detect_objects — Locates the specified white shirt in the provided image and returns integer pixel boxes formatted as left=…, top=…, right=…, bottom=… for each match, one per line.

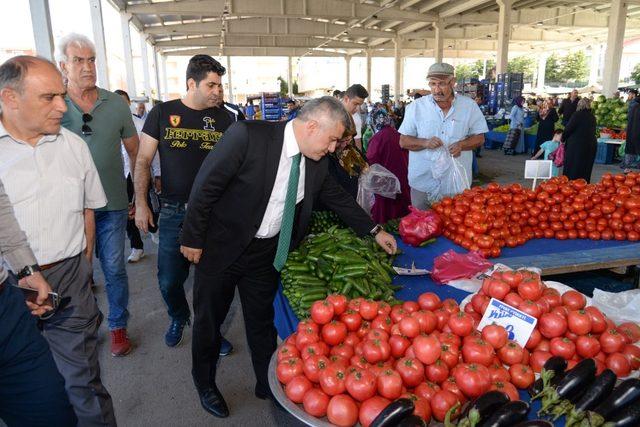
left=353, top=112, right=363, bottom=140
left=0, top=123, right=107, bottom=265
left=256, top=121, right=306, bottom=238
left=399, top=94, right=488, bottom=194
left=121, top=114, right=161, bottom=178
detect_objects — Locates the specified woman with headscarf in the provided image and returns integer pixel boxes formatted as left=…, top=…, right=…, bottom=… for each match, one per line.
left=562, top=98, right=597, bottom=182
left=535, top=98, right=559, bottom=154
left=366, top=107, right=411, bottom=223
left=504, top=96, right=525, bottom=155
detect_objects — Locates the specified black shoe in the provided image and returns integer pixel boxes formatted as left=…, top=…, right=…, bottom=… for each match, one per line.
left=256, top=389, right=285, bottom=412
left=199, top=387, right=229, bottom=418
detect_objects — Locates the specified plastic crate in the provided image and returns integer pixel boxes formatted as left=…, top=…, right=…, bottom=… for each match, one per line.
left=595, top=142, right=615, bottom=164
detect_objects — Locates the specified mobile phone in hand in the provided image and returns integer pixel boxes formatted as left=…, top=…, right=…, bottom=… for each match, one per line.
left=11, top=285, right=59, bottom=310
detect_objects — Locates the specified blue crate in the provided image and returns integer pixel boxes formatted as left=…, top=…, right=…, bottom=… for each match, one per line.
left=595, top=142, right=615, bottom=164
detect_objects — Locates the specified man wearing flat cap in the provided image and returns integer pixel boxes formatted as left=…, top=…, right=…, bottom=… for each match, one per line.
left=399, top=62, right=488, bottom=208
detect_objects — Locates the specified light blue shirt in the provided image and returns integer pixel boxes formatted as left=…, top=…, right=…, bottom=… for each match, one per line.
left=510, top=105, right=524, bottom=129
left=398, top=94, right=488, bottom=194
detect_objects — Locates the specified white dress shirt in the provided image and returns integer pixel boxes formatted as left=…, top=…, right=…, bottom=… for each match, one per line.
left=121, top=113, right=160, bottom=178
left=0, top=123, right=107, bottom=265
left=353, top=112, right=363, bottom=140
left=255, top=121, right=305, bottom=238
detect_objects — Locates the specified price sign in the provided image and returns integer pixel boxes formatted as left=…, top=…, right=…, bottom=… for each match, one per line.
left=476, top=298, right=538, bottom=347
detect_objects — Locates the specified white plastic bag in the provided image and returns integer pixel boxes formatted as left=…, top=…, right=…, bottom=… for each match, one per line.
left=429, top=146, right=470, bottom=202
left=592, top=288, right=640, bottom=324
left=356, top=164, right=401, bottom=214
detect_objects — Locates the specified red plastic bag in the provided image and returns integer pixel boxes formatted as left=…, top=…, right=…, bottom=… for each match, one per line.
left=431, top=250, right=493, bottom=284
left=398, top=207, right=443, bottom=247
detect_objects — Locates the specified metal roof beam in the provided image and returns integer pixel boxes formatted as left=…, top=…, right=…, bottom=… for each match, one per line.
left=155, top=35, right=368, bottom=49
left=438, top=0, right=492, bottom=18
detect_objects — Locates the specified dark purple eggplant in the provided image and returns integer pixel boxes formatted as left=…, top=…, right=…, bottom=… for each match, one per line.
left=370, top=398, right=415, bottom=427
left=460, top=390, right=510, bottom=423
left=561, top=369, right=617, bottom=427
left=538, top=358, right=596, bottom=416
left=602, top=401, right=640, bottom=427
left=529, top=356, right=568, bottom=397
left=395, top=414, right=427, bottom=427
left=477, top=400, right=530, bottom=427
left=587, top=378, right=640, bottom=427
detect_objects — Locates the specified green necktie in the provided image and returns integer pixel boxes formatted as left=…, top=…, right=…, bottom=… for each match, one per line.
left=273, top=153, right=302, bottom=271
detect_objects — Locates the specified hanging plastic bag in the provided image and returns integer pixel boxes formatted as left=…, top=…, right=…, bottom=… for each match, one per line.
left=356, top=164, right=401, bottom=214
left=591, top=288, right=640, bottom=324
left=431, top=250, right=493, bottom=284
left=398, top=206, right=443, bottom=246
left=429, top=146, right=470, bottom=202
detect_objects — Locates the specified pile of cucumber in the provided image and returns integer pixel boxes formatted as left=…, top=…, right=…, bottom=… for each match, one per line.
left=282, top=226, right=400, bottom=318
left=531, top=356, right=640, bottom=427
left=309, top=211, right=345, bottom=235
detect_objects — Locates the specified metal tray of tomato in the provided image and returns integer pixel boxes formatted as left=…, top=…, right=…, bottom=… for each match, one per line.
left=269, top=345, right=336, bottom=427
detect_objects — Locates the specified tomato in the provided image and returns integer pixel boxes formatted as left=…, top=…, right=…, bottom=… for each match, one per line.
left=367, top=328, right=389, bottom=342
left=490, top=381, right=519, bottom=402
left=448, top=312, right=475, bottom=337
left=399, top=316, right=421, bottom=338
left=303, top=355, right=329, bottom=383
left=530, top=350, right=552, bottom=372
left=402, top=393, right=432, bottom=422
left=413, top=310, right=438, bottom=334
left=617, top=322, right=640, bottom=343
left=488, top=280, right=511, bottom=300
left=504, top=292, right=524, bottom=308
left=277, top=343, right=300, bottom=362
left=526, top=328, right=542, bottom=350
left=402, top=301, right=420, bottom=313
left=539, top=313, right=568, bottom=338
left=502, top=271, right=524, bottom=288
left=561, top=290, right=586, bottom=310
left=361, top=339, right=391, bottom=364
left=331, top=343, right=355, bottom=361
left=439, top=332, right=462, bottom=349
left=321, top=321, right=348, bottom=346
left=371, top=314, right=393, bottom=333
left=285, top=375, right=312, bottom=403
left=472, top=294, right=490, bottom=314
left=550, top=337, right=576, bottom=360
left=395, top=357, right=425, bottom=387
left=550, top=305, right=569, bottom=319
left=311, top=300, right=335, bottom=325
left=606, top=352, right=631, bottom=377
left=344, top=369, right=376, bottom=402
left=301, top=341, right=330, bottom=360
left=390, top=306, right=409, bottom=324
left=622, top=344, right=640, bottom=370
left=377, top=369, right=403, bottom=400
left=567, top=309, right=592, bottom=335
left=296, top=329, right=320, bottom=351
left=326, top=294, right=348, bottom=316
left=344, top=332, right=360, bottom=348
left=431, top=390, right=462, bottom=422
left=455, top=363, right=492, bottom=398
left=277, top=357, right=305, bottom=386
left=509, top=364, right=535, bottom=389
left=327, top=394, right=358, bottom=427
left=482, top=324, right=509, bottom=350
left=418, top=292, right=442, bottom=311
left=413, top=334, right=442, bottom=365
left=440, top=343, right=461, bottom=369
left=519, top=300, right=542, bottom=319
left=518, top=279, right=544, bottom=301
left=600, top=329, right=625, bottom=354
left=377, top=301, right=392, bottom=316
left=498, top=341, right=525, bottom=366
left=303, top=388, right=330, bottom=417
left=426, top=358, right=450, bottom=384
left=340, top=310, right=362, bottom=332
left=359, top=396, right=391, bottom=427
left=462, top=338, right=495, bottom=366
left=359, top=300, right=380, bottom=321
left=415, top=381, right=441, bottom=401
left=389, top=335, right=411, bottom=359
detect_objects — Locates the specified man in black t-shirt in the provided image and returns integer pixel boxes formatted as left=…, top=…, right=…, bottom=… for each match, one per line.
left=134, top=55, right=235, bottom=352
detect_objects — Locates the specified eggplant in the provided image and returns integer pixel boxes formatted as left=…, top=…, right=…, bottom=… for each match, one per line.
left=587, top=378, right=640, bottom=427
left=370, top=398, right=415, bottom=427
left=460, top=390, right=510, bottom=423
left=529, top=356, right=568, bottom=397
left=554, top=358, right=596, bottom=402
left=477, top=400, right=530, bottom=427
left=512, top=421, right=554, bottom=427
left=561, top=369, right=617, bottom=427
left=602, top=401, right=640, bottom=427
left=395, top=414, right=427, bottom=427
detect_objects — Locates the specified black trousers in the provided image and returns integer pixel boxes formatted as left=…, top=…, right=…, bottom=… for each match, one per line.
left=192, top=236, right=279, bottom=396
left=126, top=175, right=143, bottom=250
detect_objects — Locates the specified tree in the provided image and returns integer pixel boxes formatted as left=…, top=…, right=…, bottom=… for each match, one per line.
left=545, top=54, right=563, bottom=83
left=455, top=64, right=478, bottom=80
left=471, top=59, right=495, bottom=80
left=277, top=76, right=288, bottom=96
left=632, top=64, right=640, bottom=84
left=561, top=51, right=588, bottom=82
left=293, top=81, right=299, bottom=95
left=508, top=56, right=536, bottom=80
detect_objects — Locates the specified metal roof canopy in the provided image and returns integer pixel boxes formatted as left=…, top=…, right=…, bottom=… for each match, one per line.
left=111, top=0, right=640, bottom=59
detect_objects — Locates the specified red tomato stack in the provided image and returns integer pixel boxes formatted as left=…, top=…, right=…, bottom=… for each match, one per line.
left=431, top=173, right=640, bottom=258
left=275, top=283, right=640, bottom=427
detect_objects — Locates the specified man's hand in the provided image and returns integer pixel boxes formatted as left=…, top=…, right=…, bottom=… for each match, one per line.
left=19, top=272, right=54, bottom=316
left=425, top=137, right=444, bottom=149
left=449, top=141, right=462, bottom=157
left=180, top=246, right=203, bottom=264
left=154, top=177, right=162, bottom=194
left=375, top=231, right=398, bottom=255
left=128, top=202, right=136, bottom=220
left=135, top=203, right=155, bottom=233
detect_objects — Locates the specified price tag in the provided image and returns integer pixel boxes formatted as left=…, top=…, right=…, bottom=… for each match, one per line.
left=477, top=298, right=538, bottom=347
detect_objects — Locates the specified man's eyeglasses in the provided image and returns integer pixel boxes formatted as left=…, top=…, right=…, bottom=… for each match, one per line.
left=82, top=113, right=93, bottom=136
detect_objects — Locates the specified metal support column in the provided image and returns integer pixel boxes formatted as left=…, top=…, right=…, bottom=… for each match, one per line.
left=88, top=0, right=110, bottom=89
left=496, top=0, right=512, bottom=75
left=140, top=38, right=152, bottom=99
left=152, top=47, right=161, bottom=101
left=536, top=54, right=547, bottom=92
left=366, top=49, right=372, bottom=100
left=120, top=12, right=136, bottom=95
left=161, top=54, right=168, bottom=101
left=434, top=21, right=444, bottom=63
left=29, top=0, right=54, bottom=61
left=394, top=39, right=402, bottom=102
left=345, top=55, right=351, bottom=88
left=588, top=44, right=601, bottom=86
left=226, top=56, right=234, bottom=103
left=287, top=56, right=293, bottom=98
left=603, top=0, right=627, bottom=97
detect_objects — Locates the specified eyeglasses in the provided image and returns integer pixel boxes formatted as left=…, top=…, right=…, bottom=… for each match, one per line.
left=82, top=113, right=93, bottom=136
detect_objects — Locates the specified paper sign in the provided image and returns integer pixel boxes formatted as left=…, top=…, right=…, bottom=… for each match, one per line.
left=524, top=160, right=553, bottom=179
left=477, top=298, right=538, bottom=347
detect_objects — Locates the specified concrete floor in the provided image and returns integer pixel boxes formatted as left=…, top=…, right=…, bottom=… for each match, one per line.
left=89, top=148, right=622, bottom=427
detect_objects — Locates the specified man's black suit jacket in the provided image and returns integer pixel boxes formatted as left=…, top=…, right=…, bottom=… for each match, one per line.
left=180, top=120, right=376, bottom=275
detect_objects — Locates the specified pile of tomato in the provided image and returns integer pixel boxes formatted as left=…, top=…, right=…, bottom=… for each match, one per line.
left=275, top=275, right=640, bottom=427
left=431, top=172, right=640, bottom=258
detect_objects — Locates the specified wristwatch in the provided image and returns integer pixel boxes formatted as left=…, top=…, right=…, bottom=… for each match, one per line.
left=17, top=264, right=41, bottom=280
left=369, top=224, right=384, bottom=238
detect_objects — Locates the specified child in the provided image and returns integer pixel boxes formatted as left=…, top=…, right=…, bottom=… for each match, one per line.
left=532, top=129, right=563, bottom=176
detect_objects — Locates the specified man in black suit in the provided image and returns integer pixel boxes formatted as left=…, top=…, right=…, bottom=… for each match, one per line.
left=179, top=96, right=397, bottom=418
